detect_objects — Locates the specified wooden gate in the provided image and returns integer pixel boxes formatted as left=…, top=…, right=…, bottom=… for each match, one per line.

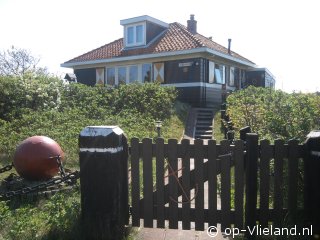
left=130, top=135, right=305, bottom=232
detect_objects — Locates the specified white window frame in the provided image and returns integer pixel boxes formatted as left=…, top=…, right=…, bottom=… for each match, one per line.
left=229, top=67, right=235, bottom=87
left=125, top=22, right=146, bottom=47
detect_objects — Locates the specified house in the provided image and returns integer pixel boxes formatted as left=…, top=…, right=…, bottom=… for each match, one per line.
left=61, top=15, right=275, bottom=107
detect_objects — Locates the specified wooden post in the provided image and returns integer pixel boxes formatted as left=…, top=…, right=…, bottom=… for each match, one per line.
left=79, top=126, right=129, bottom=240
left=239, top=126, right=251, bottom=142
left=304, top=131, right=320, bottom=239
left=244, top=133, right=258, bottom=240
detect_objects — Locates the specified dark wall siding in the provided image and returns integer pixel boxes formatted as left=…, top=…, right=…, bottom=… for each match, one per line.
left=164, top=58, right=201, bottom=84
left=176, top=87, right=203, bottom=107
left=74, top=68, right=96, bottom=86
left=206, top=87, right=222, bottom=106
left=146, top=22, right=166, bottom=44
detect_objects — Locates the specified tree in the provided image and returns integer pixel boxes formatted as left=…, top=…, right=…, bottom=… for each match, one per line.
left=0, top=46, right=47, bottom=77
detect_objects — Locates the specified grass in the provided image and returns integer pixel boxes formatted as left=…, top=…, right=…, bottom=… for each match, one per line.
left=213, top=109, right=225, bottom=142
left=0, top=101, right=189, bottom=239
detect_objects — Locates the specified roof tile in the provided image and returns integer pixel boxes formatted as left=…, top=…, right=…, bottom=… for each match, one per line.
left=64, top=22, right=254, bottom=64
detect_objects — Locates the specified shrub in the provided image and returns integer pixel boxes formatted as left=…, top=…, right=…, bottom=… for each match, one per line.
left=226, top=86, right=320, bottom=142
left=0, top=76, right=180, bottom=167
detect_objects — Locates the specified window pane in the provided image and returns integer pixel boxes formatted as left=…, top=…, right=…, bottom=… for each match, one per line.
left=127, top=26, right=134, bottom=44
left=221, top=65, right=226, bottom=84
left=229, top=67, right=235, bottom=86
left=142, top=64, right=151, bottom=82
left=136, top=25, right=143, bottom=43
left=129, top=66, right=138, bottom=83
left=208, top=61, right=215, bottom=83
left=107, top=68, right=115, bottom=86
left=214, top=68, right=222, bottom=84
left=118, top=67, right=126, bottom=85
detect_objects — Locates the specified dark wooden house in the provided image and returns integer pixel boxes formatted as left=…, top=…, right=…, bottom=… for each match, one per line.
left=61, top=15, right=275, bottom=107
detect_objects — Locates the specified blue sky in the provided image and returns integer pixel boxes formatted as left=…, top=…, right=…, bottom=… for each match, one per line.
left=0, top=0, right=319, bottom=92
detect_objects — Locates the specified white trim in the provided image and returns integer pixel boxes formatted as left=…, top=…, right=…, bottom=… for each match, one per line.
left=311, top=151, right=320, bottom=157
left=162, top=82, right=225, bottom=89
left=61, top=47, right=257, bottom=69
left=80, top=126, right=123, bottom=137
left=80, top=147, right=123, bottom=153
left=120, top=15, right=168, bottom=28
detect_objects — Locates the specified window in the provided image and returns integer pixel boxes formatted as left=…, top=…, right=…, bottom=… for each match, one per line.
left=214, top=64, right=225, bottom=84
left=126, top=23, right=145, bottom=47
left=127, top=27, right=134, bottom=45
left=129, top=65, right=138, bottom=83
left=118, top=67, right=126, bottom=85
left=208, top=61, right=215, bottom=83
left=136, top=25, right=143, bottom=43
left=106, top=68, right=115, bottom=86
left=229, top=67, right=235, bottom=86
left=142, top=64, right=152, bottom=82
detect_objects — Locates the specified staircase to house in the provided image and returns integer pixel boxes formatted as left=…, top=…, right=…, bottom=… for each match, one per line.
left=194, top=108, right=214, bottom=140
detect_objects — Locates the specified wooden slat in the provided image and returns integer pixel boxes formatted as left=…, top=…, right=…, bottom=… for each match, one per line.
left=194, top=139, right=204, bottom=231
left=259, top=139, right=272, bottom=228
left=181, top=139, right=191, bottom=230
left=288, top=139, right=299, bottom=220
left=131, top=138, right=140, bottom=227
left=168, top=139, right=178, bottom=229
left=234, top=140, right=245, bottom=229
left=220, top=140, right=231, bottom=230
left=245, top=134, right=258, bottom=239
left=156, top=138, right=165, bottom=228
left=208, top=139, right=217, bottom=227
left=148, top=145, right=229, bottom=205
left=274, top=139, right=285, bottom=228
left=138, top=204, right=292, bottom=223
left=143, top=138, right=153, bottom=227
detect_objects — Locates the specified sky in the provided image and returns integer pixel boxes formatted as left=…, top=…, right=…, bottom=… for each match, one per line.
left=0, top=0, right=319, bottom=92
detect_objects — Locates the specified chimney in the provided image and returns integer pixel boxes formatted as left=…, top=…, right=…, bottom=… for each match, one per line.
left=187, top=14, right=197, bottom=34
left=228, top=38, right=232, bottom=54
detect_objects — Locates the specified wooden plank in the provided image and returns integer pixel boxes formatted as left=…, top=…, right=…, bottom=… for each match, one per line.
left=142, top=138, right=153, bottom=227
left=181, top=139, right=191, bottom=230
left=156, top=138, right=165, bottom=228
left=148, top=144, right=230, bottom=205
left=138, top=204, right=292, bottom=223
left=131, top=138, right=140, bottom=227
left=220, top=140, right=231, bottom=230
left=259, top=139, right=272, bottom=228
left=168, top=139, right=178, bottom=229
left=288, top=139, right=299, bottom=221
left=273, top=139, right=285, bottom=228
left=234, top=140, right=245, bottom=229
left=194, top=139, right=204, bottom=231
left=244, top=134, right=259, bottom=239
left=208, top=139, right=217, bottom=227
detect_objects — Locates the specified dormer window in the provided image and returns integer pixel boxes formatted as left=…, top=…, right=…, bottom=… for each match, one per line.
left=126, top=23, right=145, bottom=47
left=121, top=15, right=169, bottom=49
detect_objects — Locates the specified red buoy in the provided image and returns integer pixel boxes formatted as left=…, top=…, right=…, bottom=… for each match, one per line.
left=13, top=136, right=64, bottom=181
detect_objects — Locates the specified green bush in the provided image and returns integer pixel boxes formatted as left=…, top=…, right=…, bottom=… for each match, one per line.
left=226, top=86, right=320, bottom=142
left=0, top=75, right=189, bottom=239
left=0, top=76, right=181, bottom=167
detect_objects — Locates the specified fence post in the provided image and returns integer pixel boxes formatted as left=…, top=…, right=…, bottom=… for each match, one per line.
left=79, top=126, right=129, bottom=240
left=304, top=130, right=320, bottom=239
left=244, top=133, right=258, bottom=240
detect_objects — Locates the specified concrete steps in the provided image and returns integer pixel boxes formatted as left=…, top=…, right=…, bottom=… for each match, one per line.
left=194, top=108, right=214, bottom=140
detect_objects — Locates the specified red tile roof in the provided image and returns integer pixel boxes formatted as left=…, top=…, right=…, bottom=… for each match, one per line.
left=64, top=22, right=254, bottom=65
